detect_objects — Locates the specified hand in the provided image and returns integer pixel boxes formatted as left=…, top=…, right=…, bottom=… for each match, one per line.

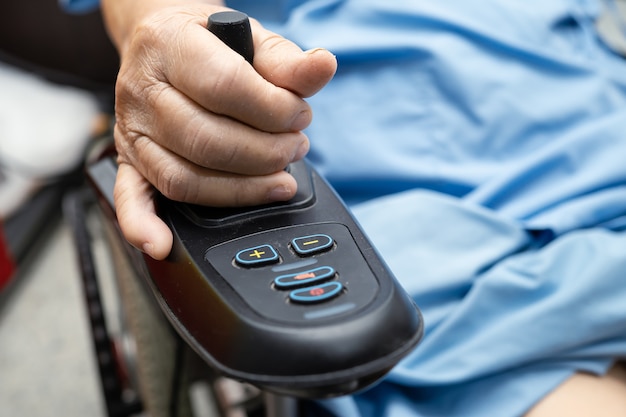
left=109, top=5, right=336, bottom=260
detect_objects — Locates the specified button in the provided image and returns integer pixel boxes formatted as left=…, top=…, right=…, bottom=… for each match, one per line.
left=291, top=234, right=334, bottom=256
left=235, top=244, right=279, bottom=267
left=289, top=282, right=343, bottom=304
left=274, top=266, right=335, bottom=289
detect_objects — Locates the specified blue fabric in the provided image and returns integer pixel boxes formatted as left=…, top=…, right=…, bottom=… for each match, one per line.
left=317, top=191, right=626, bottom=417
left=226, top=0, right=626, bottom=416
left=59, top=0, right=99, bottom=14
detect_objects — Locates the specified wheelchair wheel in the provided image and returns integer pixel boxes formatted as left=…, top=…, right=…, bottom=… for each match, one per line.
left=67, top=186, right=298, bottom=417
left=101, top=216, right=194, bottom=417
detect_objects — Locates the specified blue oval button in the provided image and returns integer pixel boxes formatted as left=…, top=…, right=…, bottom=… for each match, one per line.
left=274, top=266, right=335, bottom=289
left=235, top=244, right=279, bottom=266
left=291, top=234, right=334, bottom=256
left=289, top=282, right=343, bottom=304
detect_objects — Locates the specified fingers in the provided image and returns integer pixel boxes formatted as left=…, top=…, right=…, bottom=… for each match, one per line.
left=147, top=15, right=314, bottom=133
left=114, top=162, right=173, bottom=260
left=115, top=82, right=309, bottom=176
left=115, top=124, right=300, bottom=206
left=128, top=10, right=336, bottom=133
left=114, top=153, right=299, bottom=260
left=250, top=22, right=337, bottom=98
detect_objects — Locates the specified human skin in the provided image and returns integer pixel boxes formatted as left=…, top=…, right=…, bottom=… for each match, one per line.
left=100, top=0, right=337, bottom=260
left=524, top=363, right=626, bottom=417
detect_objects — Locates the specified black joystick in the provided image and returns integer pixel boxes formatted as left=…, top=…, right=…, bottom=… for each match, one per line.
left=208, top=11, right=254, bottom=64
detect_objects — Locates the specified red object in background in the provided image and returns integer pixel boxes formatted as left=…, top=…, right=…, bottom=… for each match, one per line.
left=0, top=222, right=16, bottom=292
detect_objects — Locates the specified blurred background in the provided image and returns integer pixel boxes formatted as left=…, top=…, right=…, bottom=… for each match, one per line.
left=0, top=221, right=107, bottom=417
left=0, top=1, right=118, bottom=415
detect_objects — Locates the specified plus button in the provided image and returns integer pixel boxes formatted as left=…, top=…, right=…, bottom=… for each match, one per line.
left=235, top=244, right=279, bottom=267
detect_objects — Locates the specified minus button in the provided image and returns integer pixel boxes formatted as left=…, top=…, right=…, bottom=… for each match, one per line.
left=291, top=234, right=334, bottom=256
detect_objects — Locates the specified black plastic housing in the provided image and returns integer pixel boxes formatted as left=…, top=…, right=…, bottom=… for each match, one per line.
left=88, top=158, right=423, bottom=398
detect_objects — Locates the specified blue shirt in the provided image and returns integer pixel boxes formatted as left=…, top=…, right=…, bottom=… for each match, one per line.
left=62, top=1, right=626, bottom=416
left=60, top=0, right=98, bottom=14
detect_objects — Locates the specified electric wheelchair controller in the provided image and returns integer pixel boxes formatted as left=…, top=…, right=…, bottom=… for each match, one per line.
left=88, top=11, right=423, bottom=399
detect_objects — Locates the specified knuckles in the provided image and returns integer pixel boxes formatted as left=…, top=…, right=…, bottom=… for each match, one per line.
left=154, top=163, right=195, bottom=203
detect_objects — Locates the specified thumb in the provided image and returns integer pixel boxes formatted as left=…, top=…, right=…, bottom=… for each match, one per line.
left=250, top=21, right=337, bottom=98
left=114, top=163, right=173, bottom=260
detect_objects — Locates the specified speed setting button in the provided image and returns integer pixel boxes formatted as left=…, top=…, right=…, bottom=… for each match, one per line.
left=291, top=234, right=334, bottom=256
